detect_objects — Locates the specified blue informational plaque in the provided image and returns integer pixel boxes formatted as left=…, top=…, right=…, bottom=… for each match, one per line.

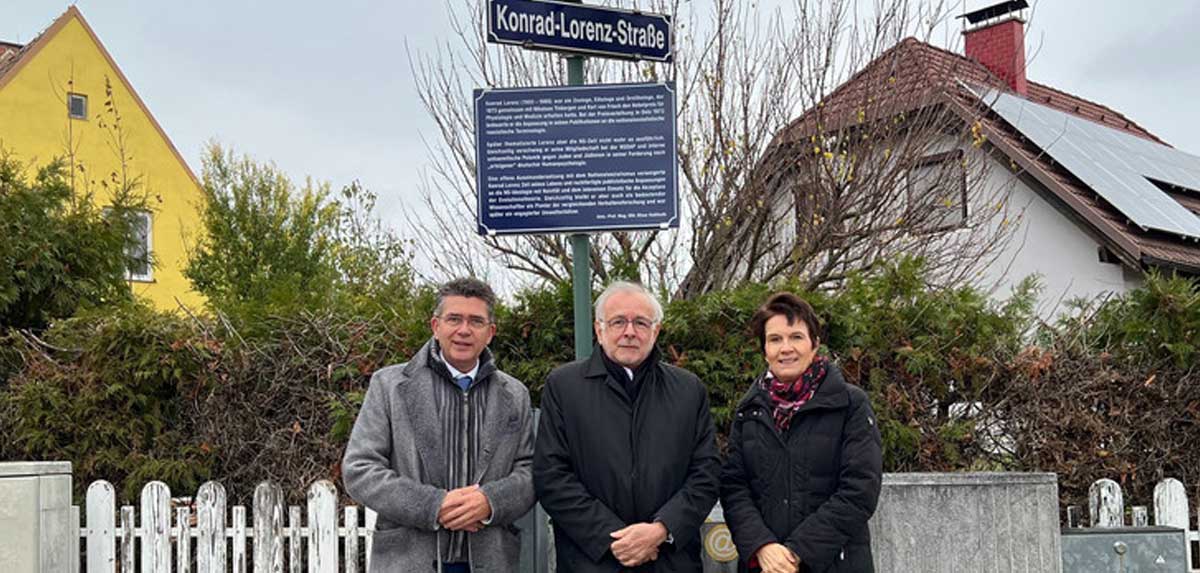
left=487, top=0, right=672, bottom=63
left=474, top=83, right=679, bottom=235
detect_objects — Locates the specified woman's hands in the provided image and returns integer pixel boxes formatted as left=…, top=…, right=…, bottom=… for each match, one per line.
left=756, top=543, right=800, bottom=573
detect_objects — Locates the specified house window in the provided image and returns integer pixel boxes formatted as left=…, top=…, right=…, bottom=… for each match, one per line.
left=125, top=211, right=153, bottom=282
left=907, top=150, right=967, bottom=231
left=104, top=208, right=153, bottom=282
left=67, top=93, right=87, bottom=120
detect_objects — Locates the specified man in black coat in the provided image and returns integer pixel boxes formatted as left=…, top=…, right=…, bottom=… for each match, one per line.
left=533, top=281, right=721, bottom=572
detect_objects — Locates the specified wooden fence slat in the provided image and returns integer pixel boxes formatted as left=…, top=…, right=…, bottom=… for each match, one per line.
left=365, top=508, right=377, bottom=572
left=141, top=482, right=172, bottom=573
left=1154, top=478, right=1191, bottom=568
left=254, top=482, right=285, bottom=573
left=1065, top=505, right=1082, bottom=528
left=70, top=504, right=80, bottom=573
left=344, top=506, right=359, bottom=573
left=307, top=481, right=338, bottom=573
left=289, top=506, right=302, bottom=573
left=1089, top=478, right=1124, bottom=527
left=232, top=505, right=248, bottom=573
left=1132, top=505, right=1149, bottom=527
left=120, top=506, right=135, bottom=573
left=178, top=507, right=192, bottom=573
left=198, top=481, right=228, bottom=573
left=86, top=481, right=117, bottom=573
left=1155, top=478, right=1190, bottom=527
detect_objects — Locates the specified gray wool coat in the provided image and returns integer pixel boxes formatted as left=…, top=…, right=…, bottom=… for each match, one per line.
left=342, top=339, right=535, bottom=573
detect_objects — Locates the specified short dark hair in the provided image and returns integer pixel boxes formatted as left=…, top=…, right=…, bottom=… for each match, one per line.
left=749, top=292, right=823, bottom=349
left=435, top=277, right=497, bottom=322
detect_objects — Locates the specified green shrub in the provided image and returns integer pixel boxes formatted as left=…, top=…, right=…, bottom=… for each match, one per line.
left=1, top=302, right=211, bottom=502
left=4, top=252, right=1198, bottom=510
left=1062, top=270, right=1200, bottom=368
left=185, top=145, right=415, bottom=329
left=0, top=150, right=144, bottom=332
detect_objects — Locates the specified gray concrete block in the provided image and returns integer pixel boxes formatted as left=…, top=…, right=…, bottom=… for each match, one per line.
left=871, top=472, right=1062, bottom=573
left=0, top=462, right=74, bottom=573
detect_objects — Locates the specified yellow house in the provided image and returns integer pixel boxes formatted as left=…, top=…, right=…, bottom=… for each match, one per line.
left=0, top=6, right=204, bottom=310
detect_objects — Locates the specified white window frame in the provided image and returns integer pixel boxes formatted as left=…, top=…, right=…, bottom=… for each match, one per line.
left=907, top=149, right=968, bottom=232
left=67, top=92, right=88, bottom=120
left=126, top=210, right=153, bottom=283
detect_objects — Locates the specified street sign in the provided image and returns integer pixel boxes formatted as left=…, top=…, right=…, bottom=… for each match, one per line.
left=474, top=82, right=678, bottom=235
left=486, top=0, right=672, bottom=63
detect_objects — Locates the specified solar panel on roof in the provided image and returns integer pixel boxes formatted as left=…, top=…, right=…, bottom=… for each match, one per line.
left=979, top=89, right=1200, bottom=240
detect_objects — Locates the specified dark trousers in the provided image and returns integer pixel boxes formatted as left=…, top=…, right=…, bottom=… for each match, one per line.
left=442, top=563, right=470, bottom=573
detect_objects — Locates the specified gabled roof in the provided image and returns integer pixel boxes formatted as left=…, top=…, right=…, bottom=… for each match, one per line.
left=779, top=36, right=1200, bottom=273
left=0, top=7, right=201, bottom=188
left=780, top=37, right=1162, bottom=144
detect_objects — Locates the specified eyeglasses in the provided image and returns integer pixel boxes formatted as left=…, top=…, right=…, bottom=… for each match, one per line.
left=437, top=314, right=491, bottom=330
left=602, top=317, right=657, bottom=333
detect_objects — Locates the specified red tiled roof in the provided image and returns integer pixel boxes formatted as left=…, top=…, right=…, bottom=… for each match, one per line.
left=778, top=36, right=1200, bottom=274
left=781, top=38, right=1162, bottom=144
left=0, top=17, right=55, bottom=86
left=0, top=41, right=29, bottom=80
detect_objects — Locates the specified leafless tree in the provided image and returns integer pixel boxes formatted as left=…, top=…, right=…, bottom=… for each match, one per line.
left=409, top=0, right=1021, bottom=297
left=674, top=0, right=1022, bottom=296
left=408, top=0, right=689, bottom=293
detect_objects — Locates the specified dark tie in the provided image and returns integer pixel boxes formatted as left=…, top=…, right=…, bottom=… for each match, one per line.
left=455, top=375, right=472, bottom=392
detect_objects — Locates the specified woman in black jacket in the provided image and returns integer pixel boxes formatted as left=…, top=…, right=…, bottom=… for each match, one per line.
left=720, top=293, right=882, bottom=573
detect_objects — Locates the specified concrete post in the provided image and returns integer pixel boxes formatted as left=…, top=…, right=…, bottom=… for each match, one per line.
left=0, top=462, right=74, bottom=572
left=871, top=472, right=1062, bottom=572
left=700, top=472, right=1062, bottom=573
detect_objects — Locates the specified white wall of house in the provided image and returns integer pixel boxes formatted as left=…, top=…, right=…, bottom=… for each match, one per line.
left=969, top=150, right=1143, bottom=318
left=760, top=132, right=1146, bottom=317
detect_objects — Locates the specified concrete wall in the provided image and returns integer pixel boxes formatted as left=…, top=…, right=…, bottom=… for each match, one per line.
left=871, top=472, right=1062, bottom=573
left=696, top=472, right=1061, bottom=573
left=0, top=462, right=74, bottom=573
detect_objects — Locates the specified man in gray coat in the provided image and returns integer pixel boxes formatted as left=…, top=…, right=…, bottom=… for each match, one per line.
left=344, top=278, right=535, bottom=573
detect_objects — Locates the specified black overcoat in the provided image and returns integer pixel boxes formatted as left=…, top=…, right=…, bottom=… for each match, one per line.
left=719, top=364, right=882, bottom=573
left=533, top=350, right=721, bottom=572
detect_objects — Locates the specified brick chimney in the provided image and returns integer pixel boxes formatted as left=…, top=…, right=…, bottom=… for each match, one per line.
left=962, top=2, right=1028, bottom=95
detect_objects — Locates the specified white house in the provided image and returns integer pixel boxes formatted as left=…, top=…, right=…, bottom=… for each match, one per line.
left=774, top=0, right=1200, bottom=316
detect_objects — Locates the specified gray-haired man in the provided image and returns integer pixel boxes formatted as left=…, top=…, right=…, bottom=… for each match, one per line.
left=344, top=278, right=534, bottom=573
left=534, top=281, right=720, bottom=572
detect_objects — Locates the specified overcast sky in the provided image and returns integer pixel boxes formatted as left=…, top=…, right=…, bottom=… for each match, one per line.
left=5, top=0, right=1198, bottom=255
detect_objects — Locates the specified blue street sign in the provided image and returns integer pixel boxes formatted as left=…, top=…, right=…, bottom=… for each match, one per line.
left=487, top=0, right=672, bottom=63
left=475, top=83, right=678, bottom=235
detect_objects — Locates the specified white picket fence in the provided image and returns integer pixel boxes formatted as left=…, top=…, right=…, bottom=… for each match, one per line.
left=1078, top=477, right=1198, bottom=570
left=68, top=475, right=1200, bottom=572
left=75, top=479, right=377, bottom=573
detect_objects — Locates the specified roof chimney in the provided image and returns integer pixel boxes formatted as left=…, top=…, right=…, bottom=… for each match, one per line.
left=960, top=0, right=1029, bottom=95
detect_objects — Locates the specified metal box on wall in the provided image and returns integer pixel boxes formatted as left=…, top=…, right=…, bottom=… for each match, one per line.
left=1061, top=527, right=1187, bottom=572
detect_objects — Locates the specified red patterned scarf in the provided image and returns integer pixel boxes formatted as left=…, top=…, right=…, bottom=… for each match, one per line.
left=761, top=355, right=828, bottom=432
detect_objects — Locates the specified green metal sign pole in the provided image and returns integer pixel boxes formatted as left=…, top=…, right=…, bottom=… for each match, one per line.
left=567, top=46, right=593, bottom=360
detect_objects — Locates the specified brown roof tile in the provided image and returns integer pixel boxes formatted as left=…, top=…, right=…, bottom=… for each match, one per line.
left=0, top=13, right=59, bottom=86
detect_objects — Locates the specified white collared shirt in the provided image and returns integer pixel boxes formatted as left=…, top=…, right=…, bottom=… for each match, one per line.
left=433, top=349, right=493, bottom=528
left=439, top=350, right=480, bottom=381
